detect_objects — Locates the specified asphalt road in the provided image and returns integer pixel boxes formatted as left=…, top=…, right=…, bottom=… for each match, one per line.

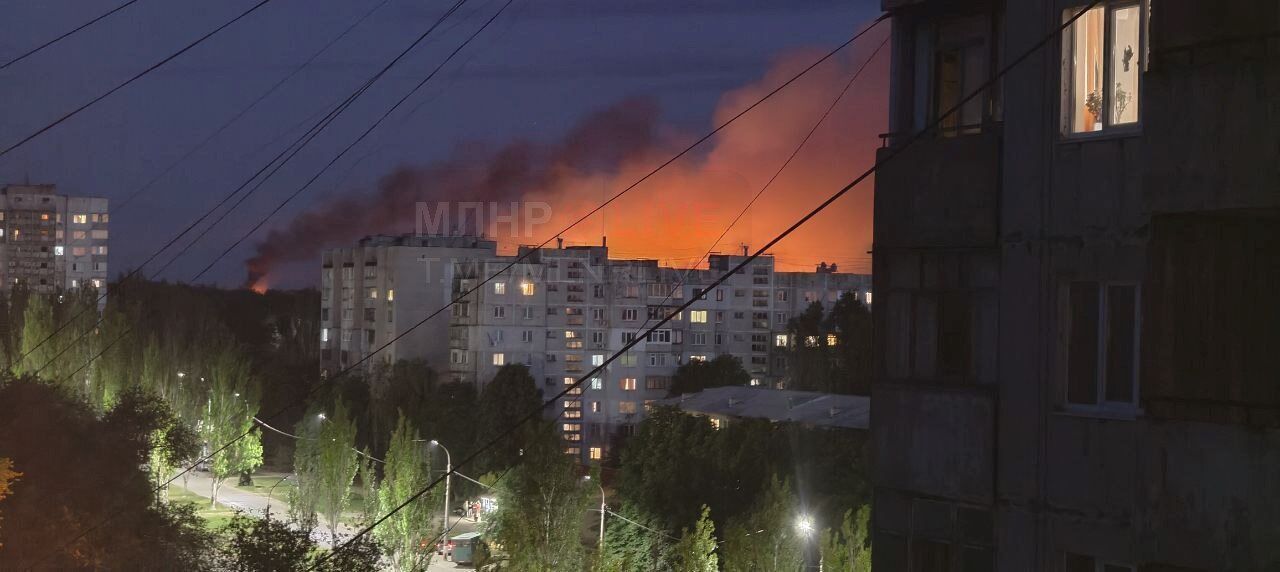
left=177, top=472, right=481, bottom=570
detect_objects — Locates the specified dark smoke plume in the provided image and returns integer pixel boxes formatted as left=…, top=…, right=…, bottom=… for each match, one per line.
left=244, top=97, right=661, bottom=288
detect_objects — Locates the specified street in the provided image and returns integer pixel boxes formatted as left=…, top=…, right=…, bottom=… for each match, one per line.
left=177, top=472, right=482, bottom=571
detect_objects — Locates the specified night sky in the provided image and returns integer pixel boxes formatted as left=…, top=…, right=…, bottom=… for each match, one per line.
left=0, top=0, right=882, bottom=288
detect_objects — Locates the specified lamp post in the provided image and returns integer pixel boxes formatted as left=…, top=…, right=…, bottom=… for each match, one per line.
left=796, top=514, right=820, bottom=571
left=266, top=474, right=293, bottom=520
left=584, top=476, right=605, bottom=552
left=430, top=440, right=452, bottom=535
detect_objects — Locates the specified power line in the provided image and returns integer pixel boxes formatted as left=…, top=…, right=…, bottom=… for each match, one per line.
left=0, top=0, right=141, bottom=70
left=20, top=0, right=475, bottom=373
left=315, top=2, right=1103, bottom=563
left=0, top=0, right=276, bottom=159
left=139, top=9, right=890, bottom=501
left=114, top=0, right=394, bottom=212
left=628, top=31, right=888, bottom=342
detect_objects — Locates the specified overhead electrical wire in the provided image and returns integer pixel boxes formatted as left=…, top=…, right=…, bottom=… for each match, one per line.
left=314, top=3, right=1103, bottom=564
left=0, top=0, right=277, bottom=159
left=0, top=0, right=142, bottom=70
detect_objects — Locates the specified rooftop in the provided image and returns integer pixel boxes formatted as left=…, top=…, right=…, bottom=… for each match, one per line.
left=657, top=386, right=871, bottom=430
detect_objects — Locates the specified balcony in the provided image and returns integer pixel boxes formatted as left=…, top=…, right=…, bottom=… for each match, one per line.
left=873, top=131, right=1000, bottom=250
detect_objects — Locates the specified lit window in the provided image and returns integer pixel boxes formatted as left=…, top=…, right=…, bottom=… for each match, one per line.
left=620, top=353, right=637, bottom=367
left=492, top=353, right=505, bottom=366
left=1062, top=2, right=1143, bottom=134
left=689, top=310, right=708, bottom=323
left=591, top=354, right=603, bottom=366
left=710, top=418, right=722, bottom=430
left=53, top=245, right=64, bottom=256
left=564, top=377, right=575, bottom=386
left=494, top=282, right=506, bottom=295
left=591, top=401, right=601, bottom=413
left=562, top=423, right=581, bottom=432
left=865, top=291, right=873, bottom=305
left=520, top=282, right=535, bottom=296
left=387, top=289, right=395, bottom=301
left=321, top=329, right=329, bottom=343
left=39, top=213, right=49, bottom=221
left=90, top=279, right=102, bottom=289
left=589, top=447, right=602, bottom=460
left=689, top=355, right=708, bottom=363
left=590, top=377, right=602, bottom=390
left=827, top=334, right=838, bottom=346
left=72, top=214, right=87, bottom=224
left=775, top=334, right=788, bottom=347
left=621, top=378, right=637, bottom=391
left=749, top=378, right=761, bottom=387
left=368, top=288, right=378, bottom=299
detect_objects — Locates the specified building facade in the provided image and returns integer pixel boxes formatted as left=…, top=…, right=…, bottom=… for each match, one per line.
left=0, top=184, right=109, bottom=293
left=318, top=235, right=498, bottom=375
left=438, top=243, right=870, bottom=463
left=871, top=1, right=1280, bottom=570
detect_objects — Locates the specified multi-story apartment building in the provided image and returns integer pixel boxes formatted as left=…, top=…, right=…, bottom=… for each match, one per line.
left=0, top=184, right=109, bottom=293
left=445, top=241, right=870, bottom=463
left=318, top=235, right=498, bottom=375
left=872, top=1, right=1279, bottom=570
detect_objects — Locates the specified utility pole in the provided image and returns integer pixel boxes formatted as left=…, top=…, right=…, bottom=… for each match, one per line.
left=584, top=476, right=605, bottom=552
left=431, top=440, right=452, bottom=537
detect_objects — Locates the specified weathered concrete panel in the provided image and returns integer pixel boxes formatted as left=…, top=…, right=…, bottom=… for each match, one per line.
left=1045, top=415, right=1139, bottom=518
left=874, top=132, right=1001, bottom=249
left=873, top=382, right=995, bottom=503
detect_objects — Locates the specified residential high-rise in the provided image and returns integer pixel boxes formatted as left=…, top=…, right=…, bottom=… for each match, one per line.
left=318, top=235, right=499, bottom=375
left=0, top=184, right=109, bottom=293
left=444, top=243, right=870, bottom=463
left=871, top=1, right=1279, bottom=570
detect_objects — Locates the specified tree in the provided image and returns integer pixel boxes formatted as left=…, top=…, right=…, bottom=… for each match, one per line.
left=354, top=449, right=379, bottom=524
left=487, top=421, right=591, bottom=571
left=597, top=502, right=672, bottom=572
left=476, top=364, right=542, bottom=473
left=826, top=292, right=873, bottom=395
left=219, top=513, right=382, bottom=572
left=316, top=398, right=360, bottom=542
left=376, top=413, right=435, bottom=572
left=668, top=355, right=751, bottom=396
left=0, top=377, right=217, bottom=569
left=104, top=387, right=200, bottom=503
left=721, top=476, right=804, bottom=572
left=201, top=347, right=263, bottom=506
left=819, top=506, right=872, bottom=572
left=288, top=407, right=324, bottom=530
left=15, top=292, right=55, bottom=378
left=785, top=302, right=835, bottom=392
left=671, top=505, right=719, bottom=572
left=0, top=456, right=19, bottom=549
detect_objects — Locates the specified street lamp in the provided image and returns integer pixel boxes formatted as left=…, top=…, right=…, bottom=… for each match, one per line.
left=266, top=474, right=293, bottom=520
left=584, top=475, right=606, bottom=552
left=317, top=413, right=326, bottom=421
left=429, top=440, right=452, bottom=535
left=796, top=514, right=821, bottom=571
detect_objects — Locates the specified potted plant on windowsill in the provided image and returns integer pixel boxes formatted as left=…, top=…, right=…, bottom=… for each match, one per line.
left=1084, top=90, right=1104, bottom=131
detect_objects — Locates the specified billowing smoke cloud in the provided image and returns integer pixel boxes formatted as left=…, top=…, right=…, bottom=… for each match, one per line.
left=246, top=27, right=887, bottom=289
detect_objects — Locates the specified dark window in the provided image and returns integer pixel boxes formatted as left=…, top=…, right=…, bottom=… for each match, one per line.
left=363, top=308, right=376, bottom=322
left=1066, top=553, right=1095, bottom=572
left=912, top=539, right=950, bottom=572
left=938, top=291, right=972, bottom=378
left=1067, top=282, right=1101, bottom=404
left=961, top=546, right=994, bottom=572
left=1105, top=285, right=1137, bottom=402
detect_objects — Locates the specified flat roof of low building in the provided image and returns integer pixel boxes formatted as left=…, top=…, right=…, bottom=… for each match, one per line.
left=657, top=386, right=870, bottom=430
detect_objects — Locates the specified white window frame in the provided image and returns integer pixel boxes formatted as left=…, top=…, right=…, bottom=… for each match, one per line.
left=1060, top=0, right=1146, bottom=137
left=1062, top=281, right=1142, bottom=417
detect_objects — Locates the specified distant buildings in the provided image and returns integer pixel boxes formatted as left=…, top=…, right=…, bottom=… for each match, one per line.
left=871, top=0, right=1279, bottom=570
left=319, top=235, right=871, bottom=463
left=0, top=184, right=109, bottom=293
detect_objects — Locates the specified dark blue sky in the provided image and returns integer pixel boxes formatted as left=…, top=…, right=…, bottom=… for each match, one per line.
left=0, top=0, right=880, bottom=287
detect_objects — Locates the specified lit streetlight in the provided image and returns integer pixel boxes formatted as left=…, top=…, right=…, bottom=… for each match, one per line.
left=317, top=413, right=326, bottom=421
left=796, top=514, right=821, bottom=571
left=428, top=440, right=452, bottom=535
left=266, top=474, right=294, bottom=520
left=584, top=475, right=606, bottom=552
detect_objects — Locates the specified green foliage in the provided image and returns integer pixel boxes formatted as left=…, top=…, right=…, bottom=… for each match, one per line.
left=288, top=406, right=324, bottom=529
left=15, top=292, right=56, bottom=378
left=828, top=292, right=873, bottom=395
left=669, top=354, right=751, bottom=396
left=0, top=456, right=19, bottom=549
left=201, top=346, right=263, bottom=506
left=487, top=421, right=591, bottom=571
left=219, top=513, right=381, bottom=572
left=784, top=294, right=872, bottom=394
left=819, top=506, right=871, bottom=572
left=0, top=378, right=217, bottom=568
left=597, top=502, right=673, bottom=572
left=721, top=477, right=804, bottom=572
left=316, top=398, right=360, bottom=541
left=355, top=449, right=379, bottom=524
left=375, top=413, right=435, bottom=572
left=476, top=364, right=542, bottom=474
left=105, top=387, right=200, bottom=500
left=671, top=505, right=719, bottom=572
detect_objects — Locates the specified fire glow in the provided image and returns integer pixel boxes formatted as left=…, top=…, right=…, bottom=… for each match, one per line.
left=244, top=30, right=887, bottom=289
